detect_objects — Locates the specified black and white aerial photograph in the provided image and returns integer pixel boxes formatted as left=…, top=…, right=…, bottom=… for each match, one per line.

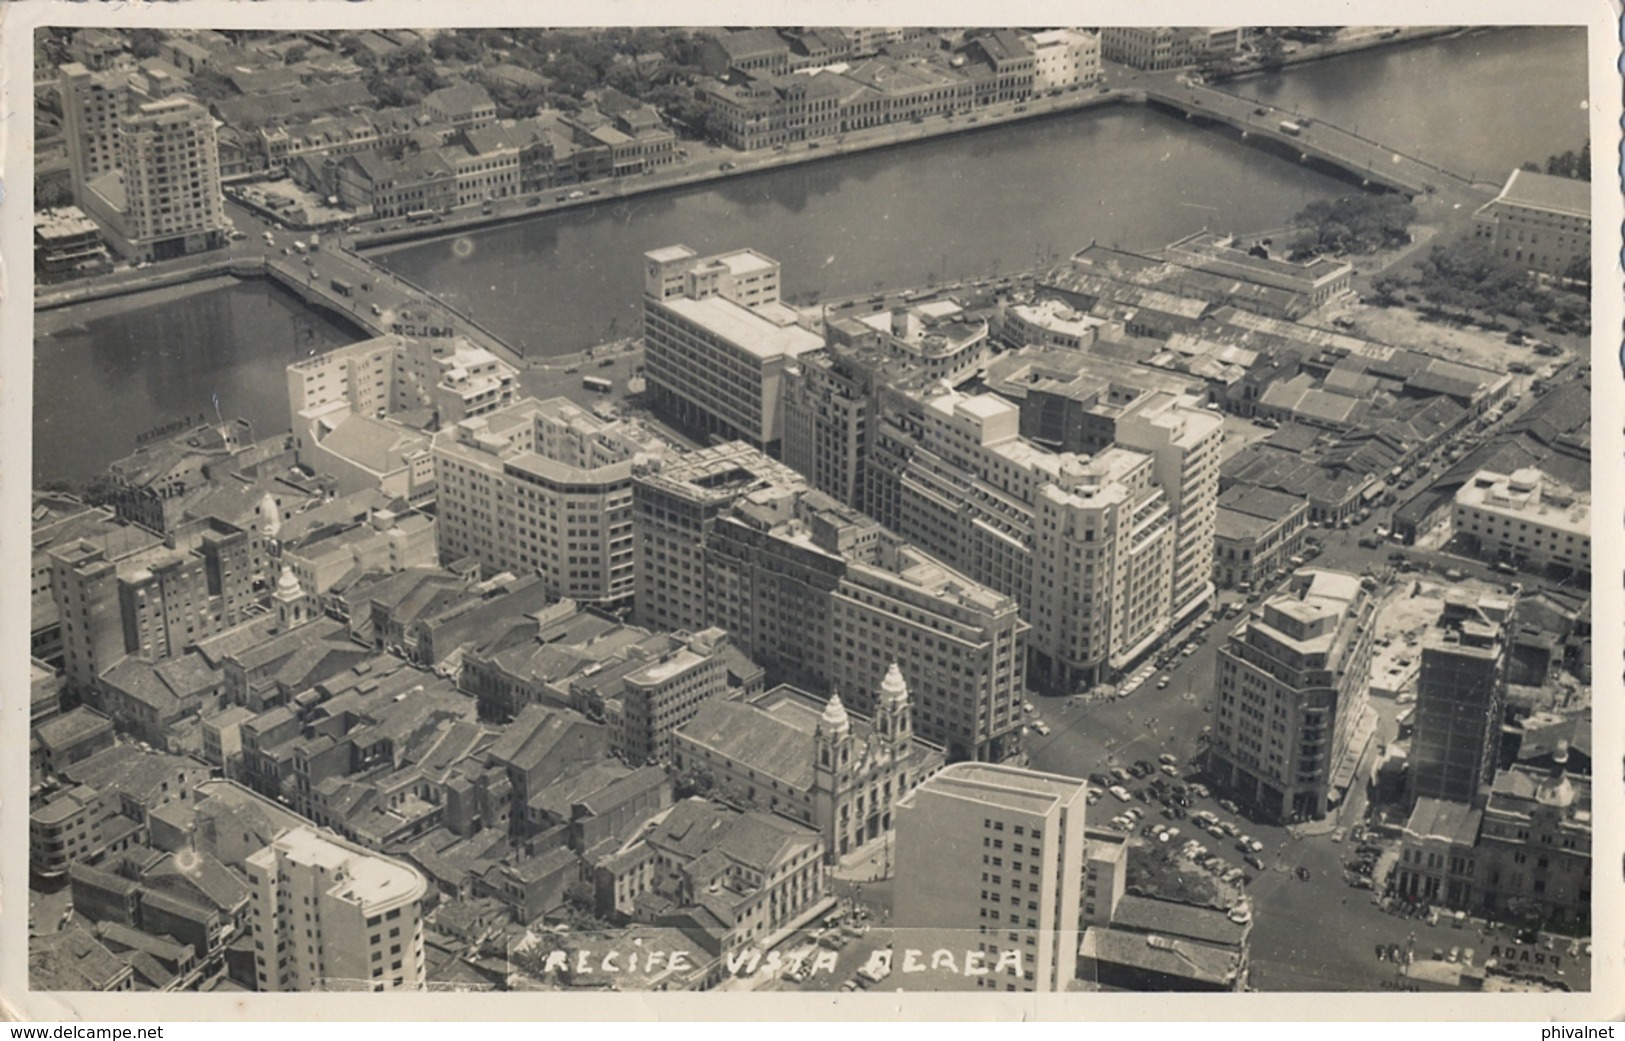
left=4, top=2, right=1619, bottom=1021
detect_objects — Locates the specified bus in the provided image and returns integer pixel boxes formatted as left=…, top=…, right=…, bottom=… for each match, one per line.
left=582, top=376, right=613, bottom=394
left=407, top=210, right=437, bottom=224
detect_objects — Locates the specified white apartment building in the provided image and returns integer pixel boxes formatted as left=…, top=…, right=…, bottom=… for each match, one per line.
left=1029, top=29, right=1102, bottom=91
left=871, top=386, right=1205, bottom=691
left=286, top=334, right=517, bottom=427
left=61, top=62, right=225, bottom=263
left=434, top=397, right=668, bottom=604
left=642, top=244, right=822, bottom=454
left=117, top=97, right=227, bottom=262
left=1210, top=569, right=1376, bottom=823
left=1116, top=393, right=1223, bottom=625
left=1454, top=467, right=1590, bottom=574
left=894, top=763, right=1087, bottom=992
left=245, top=826, right=427, bottom=992
left=59, top=62, right=142, bottom=192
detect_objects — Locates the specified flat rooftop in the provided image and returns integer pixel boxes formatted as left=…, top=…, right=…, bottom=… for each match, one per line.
left=253, top=825, right=425, bottom=910
left=904, top=762, right=1085, bottom=815
left=657, top=295, right=822, bottom=361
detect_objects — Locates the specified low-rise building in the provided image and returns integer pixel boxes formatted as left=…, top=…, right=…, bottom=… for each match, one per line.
left=671, top=667, right=945, bottom=861
left=1471, top=168, right=1591, bottom=277
left=1454, top=467, right=1590, bottom=575
left=590, top=797, right=828, bottom=962
left=1393, top=747, right=1591, bottom=934
left=34, top=207, right=114, bottom=283
left=1212, top=485, right=1310, bottom=590
left=1078, top=893, right=1251, bottom=991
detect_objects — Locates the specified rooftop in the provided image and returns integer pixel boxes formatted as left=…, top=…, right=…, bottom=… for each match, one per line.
left=902, top=761, right=1085, bottom=816
left=1494, top=168, right=1591, bottom=219
left=656, top=294, right=823, bottom=361
left=251, top=826, right=426, bottom=911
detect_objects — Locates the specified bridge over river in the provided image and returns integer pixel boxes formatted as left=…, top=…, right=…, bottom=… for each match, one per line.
left=1145, top=81, right=1497, bottom=203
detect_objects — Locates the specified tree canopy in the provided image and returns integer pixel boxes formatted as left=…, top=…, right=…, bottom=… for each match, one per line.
left=1289, top=194, right=1417, bottom=259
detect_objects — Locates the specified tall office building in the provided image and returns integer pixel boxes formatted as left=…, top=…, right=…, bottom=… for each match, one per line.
left=1408, top=590, right=1515, bottom=806
left=245, top=827, right=428, bottom=992
left=434, top=397, right=667, bottom=605
left=866, top=385, right=1212, bottom=691
left=118, top=97, right=227, bottom=261
left=57, top=63, right=225, bottom=262
left=1210, top=569, right=1375, bottom=822
left=641, top=244, right=823, bottom=454
left=893, top=763, right=1087, bottom=992
left=633, top=442, right=1028, bottom=760
left=59, top=62, right=144, bottom=198
left=1115, top=393, right=1223, bottom=624
left=51, top=520, right=258, bottom=700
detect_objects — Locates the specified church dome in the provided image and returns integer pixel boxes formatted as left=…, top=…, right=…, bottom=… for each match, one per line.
left=821, top=691, right=851, bottom=735
left=275, top=566, right=303, bottom=598
left=879, top=662, right=909, bottom=704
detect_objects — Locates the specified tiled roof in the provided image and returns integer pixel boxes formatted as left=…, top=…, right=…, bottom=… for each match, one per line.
left=1108, top=894, right=1249, bottom=948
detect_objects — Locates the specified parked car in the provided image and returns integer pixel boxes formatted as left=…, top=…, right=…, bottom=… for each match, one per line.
left=1109, top=785, right=1132, bottom=802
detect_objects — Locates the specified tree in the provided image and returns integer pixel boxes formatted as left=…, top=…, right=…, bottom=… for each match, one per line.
left=36, top=174, right=74, bottom=210
left=1290, top=194, right=1417, bottom=258
left=127, top=29, right=164, bottom=60
left=1369, top=274, right=1405, bottom=308
left=673, top=766, right=715, bottom=800
left=1255, top=33, right=1287, bottom=71
left=432, top=32, right=482, bottom=64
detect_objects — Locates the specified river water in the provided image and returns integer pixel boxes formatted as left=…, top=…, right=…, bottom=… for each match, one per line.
left=32, top=26, right=1589, bottom=483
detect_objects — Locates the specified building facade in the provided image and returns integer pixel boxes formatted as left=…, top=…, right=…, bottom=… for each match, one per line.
left=867, top=385, right=1216, bottom=692
left=433, top=397, right=666, bottom=605
left=1453, top=467, right=1590, bottom=576
left=1471, top=168, right=1591, bottom=276
left=1029, top=29, right=1102, bottom=91
left=633, top=443, right=1028, bottom=761
left=244, top=827, right=428, bottom=992
left=641, top=244, right=823, bottom=455
left=671, top=668, right=945, bottom=861
left=1408, top=591, right=1514, bottom=807
left=1210, top=569, right=1375, bottom=822
left=1212, top=486, right=1310, bottom=591
left=893, top=763, right=1087, bottom=992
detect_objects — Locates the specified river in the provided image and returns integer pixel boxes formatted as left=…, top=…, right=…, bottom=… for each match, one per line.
left=32, top=26, right=1589, bottom=484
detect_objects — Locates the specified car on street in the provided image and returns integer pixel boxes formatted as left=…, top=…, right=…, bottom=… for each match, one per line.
left=1032, top=721, right=1051, bottom=736
left=1296, top=867, right=1312, bottom=882
left=1246, top=854, right=1267, bottom=871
